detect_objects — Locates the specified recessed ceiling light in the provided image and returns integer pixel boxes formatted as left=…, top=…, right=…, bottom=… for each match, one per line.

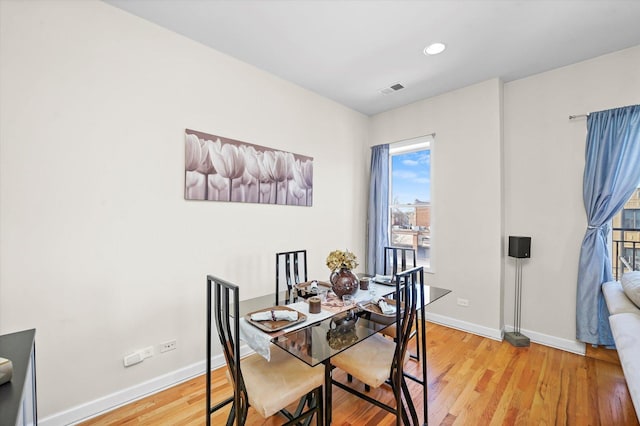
left=424, top=42, right=446, bottom=55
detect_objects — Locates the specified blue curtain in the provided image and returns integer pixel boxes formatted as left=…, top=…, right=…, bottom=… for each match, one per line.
left=577, top=105, right=640, bottom=345
left=367, top=144, right=390, bottom=275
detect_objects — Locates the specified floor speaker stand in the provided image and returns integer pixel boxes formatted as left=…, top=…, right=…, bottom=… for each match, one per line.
left=505, top=257, right=530, bottom=347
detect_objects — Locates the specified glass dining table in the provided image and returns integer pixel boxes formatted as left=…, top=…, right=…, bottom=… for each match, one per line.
left=225, top=280, right=451, bottom=426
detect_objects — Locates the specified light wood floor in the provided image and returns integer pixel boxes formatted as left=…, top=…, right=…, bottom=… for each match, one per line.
left=80, top=323, right=638, bottom=425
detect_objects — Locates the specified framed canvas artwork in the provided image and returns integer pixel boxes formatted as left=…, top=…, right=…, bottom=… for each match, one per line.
left=185, top=129, right=313, bottom=206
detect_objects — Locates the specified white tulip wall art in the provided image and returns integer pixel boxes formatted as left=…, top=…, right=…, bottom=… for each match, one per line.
left=259, top=179, right=273, bottom=203
left=185, top=171, right=205, bottom=199
left=244, top=146, right=268, bottom=203
left=185, top=133, right=202, bottom=172
left=184, top=129, right=313, bottom=206
left=293, top=158, right=313, bottom=206
left=209, top=173, right=228, bottom=201
left=288, top=180, right=306, bottom=206
left=263, top=150, right=289, bottom=205
left=185, top=134, right=206, bottom=200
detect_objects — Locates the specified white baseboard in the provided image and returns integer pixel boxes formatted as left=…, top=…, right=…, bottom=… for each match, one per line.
left=40, top=344, right=255, bottom=426
left=41, top=318, right=587, bottom=425
left=503, top=325, right=586, bottom=355
left=426, top=313, right=586, bottom=355
left=425, top=312, right=504, bottom=341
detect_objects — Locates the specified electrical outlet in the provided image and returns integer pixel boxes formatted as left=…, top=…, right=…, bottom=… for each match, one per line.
left=160, top=340, right=177, bottom=353
left=457, top=298, right=469, bottom=307
left=124, top=345, right=154, bottom=367
left=141, top=346, right=154, bottom=359
left=123, top=352, right=143, bottom=367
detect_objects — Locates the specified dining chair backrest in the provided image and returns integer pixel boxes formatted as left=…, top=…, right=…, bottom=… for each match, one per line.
left=384, top=246, right=417, bottom=277
left=207, top=274, right=324, bottom=426
left=208, top=275, right=248, bottom=425
left=275, top=249, right=307, bottom=304
left=391, top=266, right=422, bottom=380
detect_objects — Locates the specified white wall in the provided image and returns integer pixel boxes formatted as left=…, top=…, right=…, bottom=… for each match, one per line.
left=369, top=79, right=505, bottom=338
left=369, top=46, right=640, bottom=354
left=0, top=0, right=368, bottom=421
left=3, top=0, right=640, bottom=422
left=370, top=46, right=640, bottom=353
left=503, top=46, right=640, bottom=348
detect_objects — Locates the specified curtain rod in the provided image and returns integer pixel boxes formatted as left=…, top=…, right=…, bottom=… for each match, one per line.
left=370, top=132, right=436, bottom=149
left=569, top=114, right=588, bottom=120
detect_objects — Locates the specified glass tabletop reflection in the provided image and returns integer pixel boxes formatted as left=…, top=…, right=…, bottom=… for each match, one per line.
left=237, top=284, right=451, bottom=367
left=271, top=284, right=452, bottom=367
left=271, top=313, right=390, bottom=367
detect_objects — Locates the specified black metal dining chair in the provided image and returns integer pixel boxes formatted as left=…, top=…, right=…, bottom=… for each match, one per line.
left=382, top=246, right=423, bottom=362
left=275, top=249, right=308, bottom=305
left=330, top=267, right=422, bottom=426
left=206, top=275, right=324, bottom=426
left=383, top=246, right=417, bottom=277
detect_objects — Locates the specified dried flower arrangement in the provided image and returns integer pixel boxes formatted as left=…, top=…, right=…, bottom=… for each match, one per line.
left=326, top=250, right=358, bottom=271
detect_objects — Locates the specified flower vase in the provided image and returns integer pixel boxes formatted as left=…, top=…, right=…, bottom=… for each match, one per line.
left=330, top=267, right=359, bottom=298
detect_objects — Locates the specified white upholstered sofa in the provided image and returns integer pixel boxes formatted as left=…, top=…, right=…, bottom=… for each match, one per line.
left=602, top=271, right=640, bottom=419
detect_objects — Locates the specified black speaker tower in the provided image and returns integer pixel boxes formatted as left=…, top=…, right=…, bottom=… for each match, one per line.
left=506, top=236, right=531, bottom=347
left=508, top=236, right=531, bottom=258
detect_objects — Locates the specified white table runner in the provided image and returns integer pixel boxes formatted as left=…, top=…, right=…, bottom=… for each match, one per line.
left=240, top=301, right=334, bottom=360
left=239, top=283, right=397, bottom=361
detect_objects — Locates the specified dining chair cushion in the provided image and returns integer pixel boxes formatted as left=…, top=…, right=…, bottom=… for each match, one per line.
left=381, top=327, right=396, bottom=339
left=331, top=333, right=406, bottom=388
left=380, top=322, right=417, bottom=339
left=241, top=345, right=324, bottom=418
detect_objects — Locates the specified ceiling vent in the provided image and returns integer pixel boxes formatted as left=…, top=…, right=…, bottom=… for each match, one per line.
left=379, top=83, right=405, bottom=95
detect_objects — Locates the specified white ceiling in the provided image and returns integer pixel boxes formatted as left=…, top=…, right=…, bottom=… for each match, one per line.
left=104, top=0, right=640, bottom=116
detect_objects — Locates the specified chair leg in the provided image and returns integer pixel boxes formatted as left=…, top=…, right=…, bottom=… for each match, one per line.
left=410, top=318, right=422, bottom=362
left=302, top=393, right=314, bottom=426
left=408, top=325, right=420, bottom=361
left=225, top=403, right=235, bottom=426
left=302, top=391, right=321, bottom=426
left=345, top=374, right=370, bottom=392
left=401, top=376, right=419, bottom=425
left=387, top=373, right=418, bottom=426
left=316, top=386, right=324, bottom=426
left=388, top=375, right=405, bottom=426
left=279, top=386, right=323, bottom=426
left=281, top=393, right=310, bottom=421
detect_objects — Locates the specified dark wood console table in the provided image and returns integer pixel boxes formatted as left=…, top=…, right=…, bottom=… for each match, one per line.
left=0, top=329, right=37, bottom=426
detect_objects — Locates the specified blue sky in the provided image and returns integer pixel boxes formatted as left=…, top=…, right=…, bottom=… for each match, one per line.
left=391, top=149, right=431, bottom=204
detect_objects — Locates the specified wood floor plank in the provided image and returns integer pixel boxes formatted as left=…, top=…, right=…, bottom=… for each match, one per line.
left=79, top=323, right=639, bottom=426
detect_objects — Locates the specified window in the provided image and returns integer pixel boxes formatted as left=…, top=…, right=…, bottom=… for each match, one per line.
left=622, top=209, right=640, bottom=228
left=612, top=184, right=640, bottom=277
left=389, top=135, right=433, bottom=271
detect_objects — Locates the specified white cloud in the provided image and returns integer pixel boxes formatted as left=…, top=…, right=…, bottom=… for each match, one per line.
left=393, top=170, right=418, bottom=179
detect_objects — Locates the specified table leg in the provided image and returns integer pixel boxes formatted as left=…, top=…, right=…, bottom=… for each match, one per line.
left=421, top=290, right=428, bottom=425
left=324, top=359, right=332, bottom=425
